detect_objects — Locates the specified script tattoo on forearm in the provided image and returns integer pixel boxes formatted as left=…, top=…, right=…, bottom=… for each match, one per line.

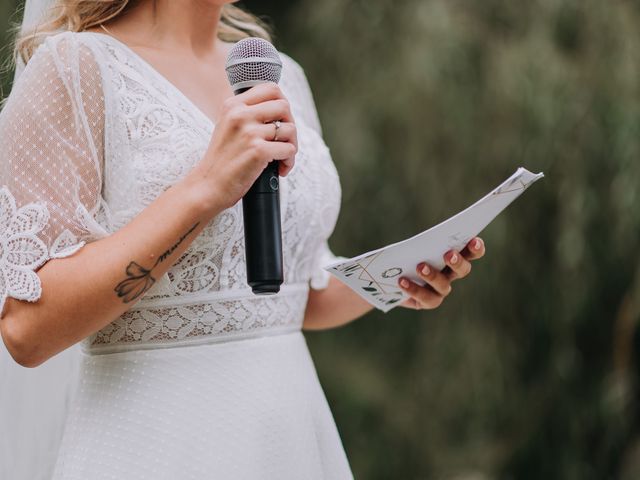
left=114, top=222, right=201, bottom=303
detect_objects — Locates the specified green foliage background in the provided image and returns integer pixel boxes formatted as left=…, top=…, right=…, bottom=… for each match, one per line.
left=3, top=1, right=640, bottom=478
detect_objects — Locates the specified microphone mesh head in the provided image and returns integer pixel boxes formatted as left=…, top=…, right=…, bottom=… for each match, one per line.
left=225, top=37, right=282, bottom=90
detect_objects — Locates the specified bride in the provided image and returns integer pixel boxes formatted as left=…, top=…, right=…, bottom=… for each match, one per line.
left=0, top=0, right=486, bottom=478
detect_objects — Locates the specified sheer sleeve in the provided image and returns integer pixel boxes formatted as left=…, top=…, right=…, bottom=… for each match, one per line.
left=281, top=54, right=345, bottom=290
left=0, top=32, right=107, bottom=314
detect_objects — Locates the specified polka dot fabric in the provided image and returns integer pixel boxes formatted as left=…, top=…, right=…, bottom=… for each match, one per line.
left=0, top=32, right=108, bottom=313
left=52, top=333, right=352, bottom=479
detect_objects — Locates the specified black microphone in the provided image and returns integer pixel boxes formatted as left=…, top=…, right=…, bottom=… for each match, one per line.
left=225, top=37, right=284, bottom=295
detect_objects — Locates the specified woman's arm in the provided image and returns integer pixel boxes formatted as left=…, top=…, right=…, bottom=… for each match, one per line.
left=302, top=237, right=486, bottom=330
left=0, top=83, right=298, bottom=368
left=302, top=276, right=374, bottom=330
left=0, top=178, right=215, bottom=368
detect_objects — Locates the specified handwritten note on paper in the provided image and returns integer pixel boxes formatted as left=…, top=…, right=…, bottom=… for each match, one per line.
left=324, top=167, right=545, bottom=312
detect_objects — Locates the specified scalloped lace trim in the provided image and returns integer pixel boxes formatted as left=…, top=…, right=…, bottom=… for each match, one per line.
left=0, top=187, right=85, bottom=313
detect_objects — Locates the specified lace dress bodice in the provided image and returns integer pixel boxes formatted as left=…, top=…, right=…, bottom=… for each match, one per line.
left=0, top=31, right=341, bottom=354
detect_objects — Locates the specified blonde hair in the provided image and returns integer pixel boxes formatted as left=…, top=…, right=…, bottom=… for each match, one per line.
left=12, top=0, right=272, bottom=67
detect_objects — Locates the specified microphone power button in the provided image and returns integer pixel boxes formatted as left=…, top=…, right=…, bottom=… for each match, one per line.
left=269, top=176, right=279, bottom=191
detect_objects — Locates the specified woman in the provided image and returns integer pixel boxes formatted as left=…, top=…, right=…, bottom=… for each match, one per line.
left=0, top=0, right=486, bottom=478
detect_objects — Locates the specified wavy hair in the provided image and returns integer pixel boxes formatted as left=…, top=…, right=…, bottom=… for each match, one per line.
left=11, top=0, right=272, bottom=67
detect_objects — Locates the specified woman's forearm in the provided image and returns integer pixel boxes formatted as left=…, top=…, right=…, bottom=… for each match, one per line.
left=302, top=276, right=374, bottom=330
left=0, top=176, right=222, bottom=368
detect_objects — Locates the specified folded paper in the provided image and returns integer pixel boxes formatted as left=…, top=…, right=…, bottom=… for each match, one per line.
left=324, top=167, right=545, bottom=312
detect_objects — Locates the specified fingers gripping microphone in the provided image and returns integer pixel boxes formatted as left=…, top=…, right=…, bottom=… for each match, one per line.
left=225, top=38, right=284, bottom=295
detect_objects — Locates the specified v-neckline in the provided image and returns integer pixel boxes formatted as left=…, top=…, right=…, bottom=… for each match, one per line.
left=84, top=31, right=226, bottom=129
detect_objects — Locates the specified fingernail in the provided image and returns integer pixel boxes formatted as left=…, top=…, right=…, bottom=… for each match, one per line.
left=421, top=265, right=430, bottom=276
left=400, top=278, right=410, bottom=288
left=474, top=239, right=482, bottom=250
left=450, top=253, right=458, bottom=264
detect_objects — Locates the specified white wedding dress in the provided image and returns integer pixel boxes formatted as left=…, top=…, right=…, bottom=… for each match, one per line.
left=0, top=30, right=352, bottom=479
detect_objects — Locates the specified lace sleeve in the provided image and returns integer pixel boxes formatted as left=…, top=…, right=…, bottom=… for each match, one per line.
left=0, top=32, right=107, bottom=313
left=280, top=54, right=345, bottom=290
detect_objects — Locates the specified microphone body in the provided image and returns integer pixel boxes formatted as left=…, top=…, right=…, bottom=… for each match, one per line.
left=226, top=40, right=284, bottom=295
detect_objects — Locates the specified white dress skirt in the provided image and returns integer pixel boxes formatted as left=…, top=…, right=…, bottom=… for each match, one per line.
left=0, top=30, right=351, bottom=478
left=52, top=331, right=351, bottom=479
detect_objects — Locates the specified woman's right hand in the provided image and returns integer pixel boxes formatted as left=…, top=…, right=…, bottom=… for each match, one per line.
left=186, top=82, right=298, bottom=213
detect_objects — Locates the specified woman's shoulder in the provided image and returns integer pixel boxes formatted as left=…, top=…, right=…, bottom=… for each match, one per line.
left=15, top=31, right=92, bottom=81
left=22, top=30, right=105, bottom=81
left=277, top=52, right=314, bottom=103
left=14, top=30, right=107, bottom=117
left=279, top=51, right=308, bottom=84
left=276, top=51, right=323, bottom=134
left=34, top=30, right=98, bottom=55
left=279, top=51, right=302, bottom=71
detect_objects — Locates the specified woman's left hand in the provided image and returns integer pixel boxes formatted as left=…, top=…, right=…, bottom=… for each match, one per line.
left=398, top=236, right=486, bottom=310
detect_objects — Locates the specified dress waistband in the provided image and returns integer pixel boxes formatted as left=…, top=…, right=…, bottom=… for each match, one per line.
left=82, top=283, right=310, bottom=355
left=130, top=283, right=308, bottom=310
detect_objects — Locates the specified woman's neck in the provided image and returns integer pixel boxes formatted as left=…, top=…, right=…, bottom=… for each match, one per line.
left=102, top=0, right=225, bottom=59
